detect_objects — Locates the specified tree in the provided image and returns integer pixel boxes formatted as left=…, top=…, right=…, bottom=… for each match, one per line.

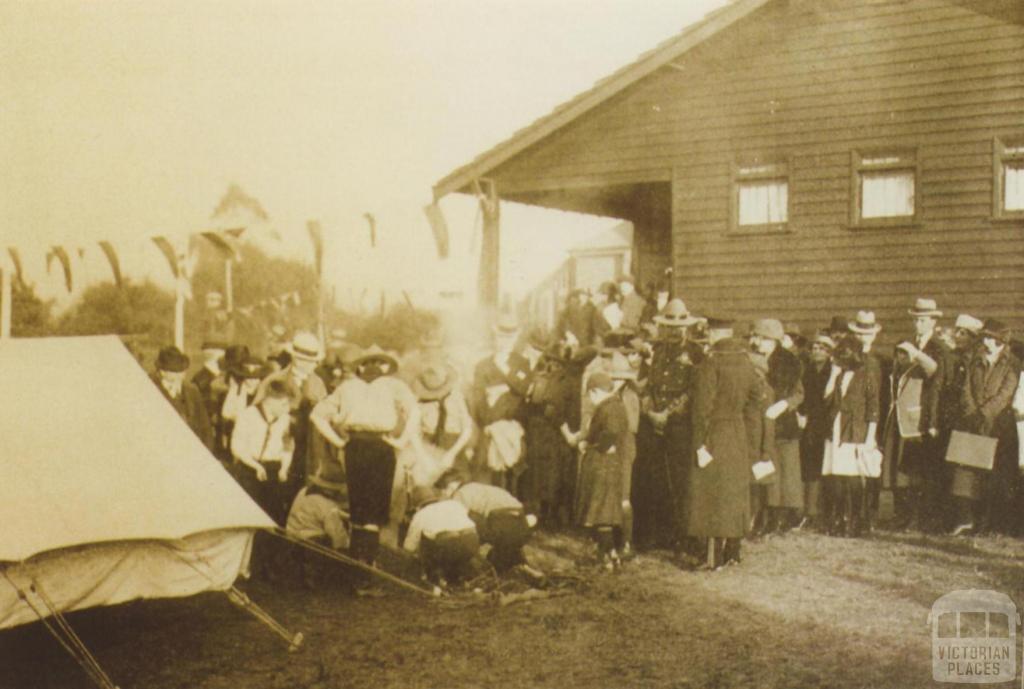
left=10, top=281, right=53, bottom=337
left=57, top=280, right=175, bottom=342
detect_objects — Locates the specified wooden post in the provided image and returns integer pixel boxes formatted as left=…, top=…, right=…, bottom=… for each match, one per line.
left=476, top=179, right=500, bottom=312
left=0, top=267, right=11, bottom=339
left=174, top=280, right=185, bottom=350
left=224, top=259, right=234, bottom=312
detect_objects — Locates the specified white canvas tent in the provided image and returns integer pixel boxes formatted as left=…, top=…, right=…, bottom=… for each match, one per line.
left=0, top=335, right=274, bottom=633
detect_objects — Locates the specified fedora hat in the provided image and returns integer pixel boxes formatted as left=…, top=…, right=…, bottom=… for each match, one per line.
left=828, top=315, right=849, bottom=334
left=848, top=310, right=882, bottom=335
left=156, top=346, right=190, bottom=373
left=288, top=331, right=323, bottom=362
left=354, top=343, right=399, bottom=371
left=909, top=298, right=943, bottom=317
left=412, top=363, right=458, bottom=401
left=653, top=298, right=699, bottom=327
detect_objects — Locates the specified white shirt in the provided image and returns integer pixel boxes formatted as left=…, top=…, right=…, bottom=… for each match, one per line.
left=403, top=499, right=476, bottom=553
left=231, top=405, right=293, bottom=465
left=314, top=375, right=418, bottom=433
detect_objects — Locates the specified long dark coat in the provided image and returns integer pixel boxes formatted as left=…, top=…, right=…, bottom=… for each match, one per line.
left=799, top=359, right=832, bottom=481
left=153, top=375, right=213, bottom=451
left=684, top=338, right=765, bottom=539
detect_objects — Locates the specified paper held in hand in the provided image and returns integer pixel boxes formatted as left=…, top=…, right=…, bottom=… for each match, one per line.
left=752, top=460, right=776, bottom=481
left=696, top=446, right=714, bottom=468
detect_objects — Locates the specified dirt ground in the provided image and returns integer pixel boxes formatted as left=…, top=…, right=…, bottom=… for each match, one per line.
left=4, top=527, right=1024, bottom=689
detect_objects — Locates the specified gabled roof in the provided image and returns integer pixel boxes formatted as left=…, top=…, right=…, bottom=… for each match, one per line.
left=433, top=0, right=774, bottom=200
left=433, top=0, right=1022, bottom=201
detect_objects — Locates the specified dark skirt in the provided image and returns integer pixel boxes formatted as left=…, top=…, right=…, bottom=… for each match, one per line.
left=345, top=435, right=397, bottom=527
left=521, top=417, right=574, bottom=507
left=799, top=421, right=828, bottom=481
left=575, top=449, right=623, bottom=528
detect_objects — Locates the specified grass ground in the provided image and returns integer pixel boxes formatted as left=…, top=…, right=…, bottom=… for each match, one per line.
left=3, top=527, right=1024, bottom=689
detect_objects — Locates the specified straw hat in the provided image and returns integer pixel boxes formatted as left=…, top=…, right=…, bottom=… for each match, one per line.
left=751, top=318, right=785, bottom=342
left=954, top=314, right=983, bottom=333
left=848, top=310, right=882, bottom=335
left=288, top=331, right=323, bottom=362
left=908, top=298, right=943, bottom=318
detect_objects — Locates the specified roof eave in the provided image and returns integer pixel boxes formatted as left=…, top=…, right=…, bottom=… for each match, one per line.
left=432, top=0, right=775, bottom=201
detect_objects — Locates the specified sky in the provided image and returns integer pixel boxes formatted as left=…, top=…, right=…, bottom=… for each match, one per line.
left=0, top=0, right=730, bottom=308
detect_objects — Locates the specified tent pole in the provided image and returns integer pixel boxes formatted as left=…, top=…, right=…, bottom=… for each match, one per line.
left=225, top=587, right=304, bottom=652
left=1, top=267, right=11, bottom=339
left=271, top=528, right=435, bottom=598
left=0, top=573, right=121, bottom=689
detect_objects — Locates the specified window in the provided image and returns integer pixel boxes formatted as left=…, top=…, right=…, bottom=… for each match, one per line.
left=850, top=149, right=918, bottom=227
left=730, top=160, right=789, bottom=232
left=994, top=136, right=1024, bottom=218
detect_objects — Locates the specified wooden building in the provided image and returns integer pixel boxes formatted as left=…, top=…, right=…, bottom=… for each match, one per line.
left=434, top=0, right=1024, bottom=340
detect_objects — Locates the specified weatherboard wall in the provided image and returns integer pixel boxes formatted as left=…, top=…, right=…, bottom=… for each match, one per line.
left=488, top=0, right=1024, bottom=338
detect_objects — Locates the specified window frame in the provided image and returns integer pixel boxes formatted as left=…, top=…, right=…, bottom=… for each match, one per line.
left=849, top=148, right=920, bottom=229
left=993, top=135, right=1024, bottom=221
left=728, top=157, right=791, bottom=236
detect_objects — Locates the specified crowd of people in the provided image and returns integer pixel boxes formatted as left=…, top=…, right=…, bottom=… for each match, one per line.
left=144, top=275, right=1024, bottom=588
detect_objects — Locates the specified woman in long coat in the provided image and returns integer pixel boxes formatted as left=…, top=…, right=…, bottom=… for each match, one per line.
left=685, top=337, right=765, bottom=568
left=798, top=334, right=835, bottom=529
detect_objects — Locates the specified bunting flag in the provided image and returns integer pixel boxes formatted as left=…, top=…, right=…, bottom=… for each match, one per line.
left=151, top=236, right=179, bottom=278
left=423, top=202, right=450, bottom=259
left=6, top=248, right=23, bottom=286
left=306, top=220, right=323, bottom=277
left=46, top=246, right=73, bottom=292
left=98, top=241, right=123, bottom=288
left=200, top=231, right=241, bottom=261
left=364, top=213, right=377, bottom=248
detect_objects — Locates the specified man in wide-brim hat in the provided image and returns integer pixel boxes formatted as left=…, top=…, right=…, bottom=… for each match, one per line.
left=311, top=341, right=419, bottom=570
left=635, top=297, right=704, bottom=550
left=653, top=298, right=701, bottom=329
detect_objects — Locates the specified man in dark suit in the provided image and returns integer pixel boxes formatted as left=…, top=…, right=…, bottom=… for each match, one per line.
left=191, top=340, right=228, bottom=441
left=153, top=345, right=213, bottom=451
